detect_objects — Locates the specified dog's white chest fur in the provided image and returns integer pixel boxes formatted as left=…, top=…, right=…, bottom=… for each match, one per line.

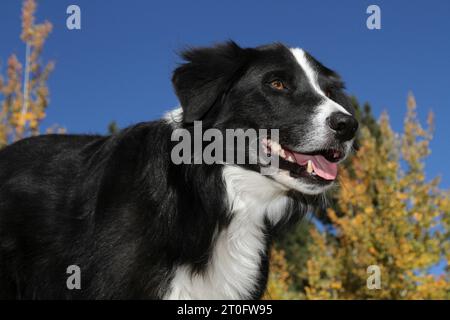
left=165, top=166, right=289, bottom=299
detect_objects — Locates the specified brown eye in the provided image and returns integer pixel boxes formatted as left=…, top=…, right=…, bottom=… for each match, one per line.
left=270, top=80, right=286, bottom=91
left=325, top=90, right=332, bottom=98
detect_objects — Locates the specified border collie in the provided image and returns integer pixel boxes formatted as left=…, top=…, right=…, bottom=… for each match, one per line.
left=0, top=41, right=358, bottom=299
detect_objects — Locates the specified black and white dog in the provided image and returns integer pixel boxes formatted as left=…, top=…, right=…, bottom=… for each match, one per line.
left=0, top=42, right=357, bottom=299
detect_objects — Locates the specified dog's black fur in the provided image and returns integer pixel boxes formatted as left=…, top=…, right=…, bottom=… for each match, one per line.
left=0, top=42, right=356, bottom=299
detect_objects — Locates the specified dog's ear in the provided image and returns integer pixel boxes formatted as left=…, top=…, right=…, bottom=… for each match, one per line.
left=172, top=41, right=247, bottom=123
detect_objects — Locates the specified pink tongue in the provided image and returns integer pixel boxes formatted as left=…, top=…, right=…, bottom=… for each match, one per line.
left=286, top=151, right=338, bottom=180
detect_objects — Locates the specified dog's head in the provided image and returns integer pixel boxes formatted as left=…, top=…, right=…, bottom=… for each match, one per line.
left=172, top=41, right=358, bottom=195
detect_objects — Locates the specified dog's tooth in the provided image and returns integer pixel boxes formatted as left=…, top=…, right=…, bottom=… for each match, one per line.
left=306, top=160, right=313, bottom=174
left=271, top=142, right=281, bottom=154
left=279, top=148, right=286, bottom=158
left=270, top=147, right=277, bottom=155
left=286, top=155, right=294, bottom=163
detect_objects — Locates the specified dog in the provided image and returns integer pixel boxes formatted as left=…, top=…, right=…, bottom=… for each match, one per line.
left=0, top=41, right=358, bottom=299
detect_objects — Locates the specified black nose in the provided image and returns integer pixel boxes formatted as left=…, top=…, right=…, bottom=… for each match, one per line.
left=327, top=112, right=358, bottom=141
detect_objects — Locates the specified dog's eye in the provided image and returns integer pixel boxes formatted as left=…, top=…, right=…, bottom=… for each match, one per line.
left=269, top=80, right=286, bottom=91
left=325, top=90, right=332, bottom=98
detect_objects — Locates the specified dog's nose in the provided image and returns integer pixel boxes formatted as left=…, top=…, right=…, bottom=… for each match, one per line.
left=327, top=112, right=358, bottom=141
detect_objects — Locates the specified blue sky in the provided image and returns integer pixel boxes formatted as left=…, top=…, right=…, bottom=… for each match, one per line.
left=1, top=0, right=449, bottom=188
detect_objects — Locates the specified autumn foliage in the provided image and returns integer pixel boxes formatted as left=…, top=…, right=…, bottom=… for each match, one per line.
left=0, top=0, right=54, bottom=147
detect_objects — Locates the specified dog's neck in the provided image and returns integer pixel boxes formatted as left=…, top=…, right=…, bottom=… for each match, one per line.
left=165, top=165, right=293, bottom=299
left=222, top=165, right=292, bottom=226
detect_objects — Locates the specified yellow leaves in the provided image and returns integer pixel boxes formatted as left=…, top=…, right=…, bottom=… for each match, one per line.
left=21, top=0, right=52, bottom=47
left=410, top=275, right=450, bottom=300
left=402, top=93, right=435, bottom=183
left=354, top=184, right=367, bottom=197
left=1, top=0, right=54, bottom=146
left=330, top=281, right=342, bottom=290
left=364, top=206, right=374, bottom=215
left=439, top=195, right=450, bottom=212
left=352, top=214, right=364, bottom=228
left=45, top=124, right=66, bottom=135
left=304, top=286, right=331, bottom=300
left=413, top=212, right=422, bottom=222
left=397, top=192, right=408, bottom=201
left=263, top=248, right=299, bottom=300
left=21, top=0, right=36, bottom=42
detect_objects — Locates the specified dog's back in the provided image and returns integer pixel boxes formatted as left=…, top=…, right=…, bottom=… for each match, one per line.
left=0, top=134, right=104, bottom=298
left=0, top=123, right=179, bottom=299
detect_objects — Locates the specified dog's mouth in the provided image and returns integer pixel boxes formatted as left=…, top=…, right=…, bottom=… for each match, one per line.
left=262, top=139, right=344, bottom=183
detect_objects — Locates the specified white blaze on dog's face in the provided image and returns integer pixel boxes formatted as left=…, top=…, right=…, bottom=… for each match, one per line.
left=263, top=48, right=358, bottom=195
left=172, top=42, right=358, bottom=196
